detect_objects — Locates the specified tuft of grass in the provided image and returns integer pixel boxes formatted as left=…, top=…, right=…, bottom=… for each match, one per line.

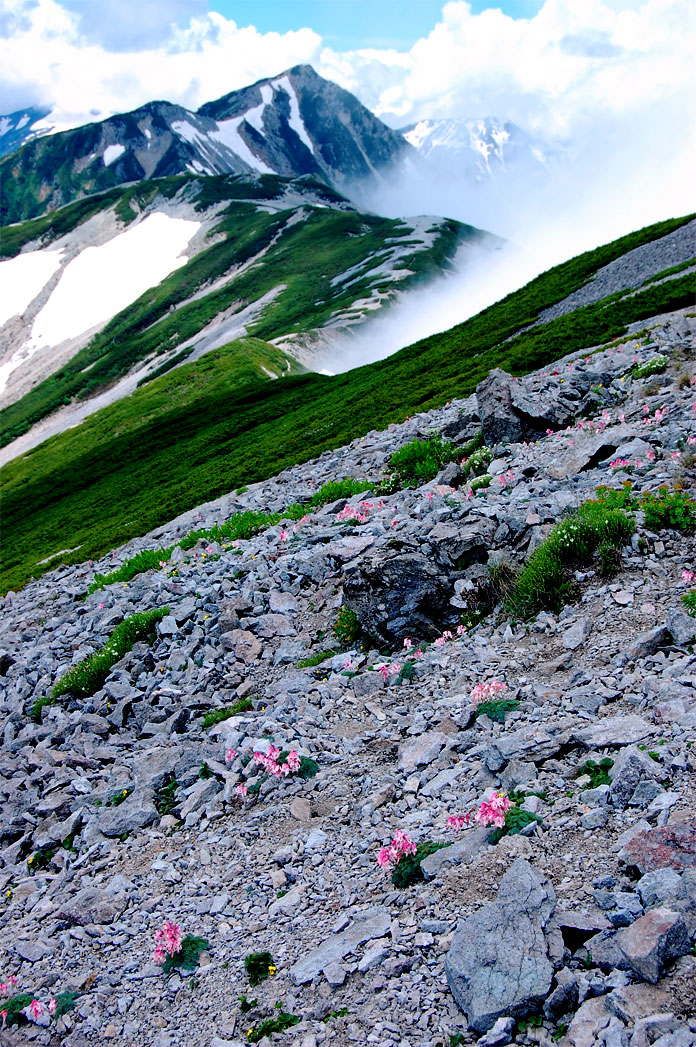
left=154, top=773, right=178, bottom=816
left=682, top=591, right=696, bottom=618
left=507, top=500, right=634, bottom=618
left=470, top=473, right=492, bottom=492
left=52, top=607, right=168, bottom=700
left=391, top=841, right=451, bottom=888
left=297, top=649, right=338, bottom=668
left=309, top=478, right=371, bottom=506
left=87, top=547, right=174, bottom=594
left=201, top=697, right=253, bottom=729
left=387, top=434, right=458, bottom=488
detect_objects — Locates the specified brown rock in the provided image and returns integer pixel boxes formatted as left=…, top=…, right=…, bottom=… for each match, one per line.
left=620, top=818, right=696, bottom=875
left=617, top=908, right=690, bottom=983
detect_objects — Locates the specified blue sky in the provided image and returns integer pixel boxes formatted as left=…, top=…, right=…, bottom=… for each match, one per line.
left=211, top=1, right=545, bottom=50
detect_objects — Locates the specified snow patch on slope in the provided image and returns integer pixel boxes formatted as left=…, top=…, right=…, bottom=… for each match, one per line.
left=0, top=249, right=64, bottom=326
left=31, top=214, right=200, bottom=349
left=103, top=144, right=125, bottom=166
left=273, top=75, right=315, bottom=155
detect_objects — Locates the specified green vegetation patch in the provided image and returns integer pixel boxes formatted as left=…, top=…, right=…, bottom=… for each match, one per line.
left=201, top=698, right=253, bottom=729
left=245, top=951, right=275, bottom=987
left=578, top=758, right=615, bottom=788
left=161, top=935, right=209, bottom=973
left=1, top=214, right=693, bottom=595
left=309, top=478, right=371, bottom=506
left=507, top=501, right=635, bottom=618
left=641, top=486, right=695, bottom=534
left=387, top=433, right=458, bottom=487
left=392, top=841, right=451, bottom=888
left=52, top=607, right=168, bottom=700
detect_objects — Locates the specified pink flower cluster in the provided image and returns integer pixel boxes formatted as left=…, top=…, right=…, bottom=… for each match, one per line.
left=470, top=679, right=507, bottom=705
left=643, top=404, right=669, bottom=427
left=609, top=458, right=632, bottom=471
left=153, top=921, right=183, bottom=964
left=337, top=500, right=385, bottom=525
left=377, top=830, right=417, bottom=869
left=448, top=793, right=511, bottom=833
left=0, top=976, right=18, bottom=997
left=498, top=470, right=515, bottom=487
left=682, top=569, right=696, bottom=585
left=253, top=745, right=301, bottom=778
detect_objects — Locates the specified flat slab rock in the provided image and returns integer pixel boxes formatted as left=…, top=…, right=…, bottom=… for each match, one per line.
left=572, top=715, right=655, bottom=749
left=620, top=818, right=696, bottom=875
left=445, top=858, right=558, bottom=1033
left=288, top=906, right=390, bottom=985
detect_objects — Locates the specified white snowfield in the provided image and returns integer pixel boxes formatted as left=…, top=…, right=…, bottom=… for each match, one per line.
left=0, top=249, right=64, bottom=327
left=0, top=213, right=200, bottom=397
left=103, top=143, right=125, bottom=166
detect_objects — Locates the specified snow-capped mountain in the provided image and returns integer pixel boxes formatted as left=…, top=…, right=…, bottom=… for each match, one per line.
left=0, top=66, right=410, bottom=224
left=401, top=117, right=557, bottom=181
left=0, top=106, right=53, bottom=159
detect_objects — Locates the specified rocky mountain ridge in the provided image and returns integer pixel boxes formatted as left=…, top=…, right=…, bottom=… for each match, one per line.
left=0, top=305, right=694, bottom=1046
left=0, top=66, right=409, bottom=226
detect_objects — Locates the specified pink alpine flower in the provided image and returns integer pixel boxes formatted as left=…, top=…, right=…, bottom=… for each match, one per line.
left=403, top=637, right=412, bottom=651
left=470, top=679, right=507, bottom=705
left=236, top=783, right=248, bottom=798
left=475, top=792, right=511, bottom=829
left=682, top=569, right=696, bottom=584
left=225, top=748, right=237, bottom=762
left=29, top=1000, right=44, bottom=1021
left=377, top=830, right=417, bottom=869
left=153, top=920, right=183, bottom=963
left=279, top=529, right=289, bottom=541
left=285, top=750, right=301, bottom=773
left=1, top=1011, right=7, bottom=1030
left=48, top=998, right=57, bottom=1017
left=446, top=815, right=470, bottom=832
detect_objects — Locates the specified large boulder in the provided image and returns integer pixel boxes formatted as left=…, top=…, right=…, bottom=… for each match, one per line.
left=445, top=858, right=559, bottom=1033
left=343, top=549, right=456, bottom=645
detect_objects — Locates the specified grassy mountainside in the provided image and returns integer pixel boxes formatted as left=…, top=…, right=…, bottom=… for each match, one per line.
left=0, top=173, right=473, bottom=446
left=1, top=213, right=693, bottom=594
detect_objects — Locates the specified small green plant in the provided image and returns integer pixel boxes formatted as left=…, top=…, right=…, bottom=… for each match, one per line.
left=297, top=648, right=338, bottom=668
left=489, top=560, right=518, bottom=602
left=396, top=660, right=416, bottom=685
left=387, top=434, right=458, bottom=487
left=577, top=757, right=614, bottom=788
left=0, top=991, right=74, bottom=1028
left=30, top=693, right=56, bottom=721
left=463, top=445, right=493, bottom=477
left=333, top=606, right=361, bottom=647
left=391, top=841, right=451, bottom=888
left=632, top=354, right=667, bottom=379
left=553, top=1024, right=569, bottom=1042
left=245, top=951, right=275, bottom=986
left=310, top=478, right=370, bottom=506
left=488, top=806, right=542, bottom=844
left=323, top=1008, right=349, bottom=1022
left=52, top=607, right=168, bottom=700
left=598, top=538, right=622, bottom=577
left=27, top=846, right=55, bottom=873
left=238, top=995, right=257, bottom=1013
left=682, top=591, right=696, bottom=617
left=154, top=773, right=178, bottom=816
left=199, top=762, right=212, bottom=779
left=201, top=697, right=253, bottom=728
left=278, top=751, right=319, bottom=780
left=594, top=482, right=638, bottom=511
left=247, top=1013, right=300, bottom=1043
left=641, top=486, right=695, bottom=534
left=473, top=697, right=519, bottom=723
left=161, top=935, right=208, bottom=973
left=450, top=1034, right=466, bottom=1046
left=470, top=473, right=492, bottom=492
left=518, top=1012, right=544, bottom=1033
left=105, top=787, right=132, bottom=807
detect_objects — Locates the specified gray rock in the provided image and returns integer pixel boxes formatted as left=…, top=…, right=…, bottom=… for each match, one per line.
left=289, top=906, right=390, bottom=984
left=617, top=626, right=671, bottom=665
left=478, top=1016, right=516, bottom=1046
left=609, top=746, right=661, bottom=809
left=445, top=858, right=557, bottom=1033
left=398, top=730, right=449, bottom=773
left=343, top=550, right=457, bottom=645
left=252, top=613, right=297, bottom=638
left=563, top=619, right=592, bottom=651
left=98, top=793, right=159, bottom=837
left=420, top=828, right=490, bottom=880
left=15, top=939, right=54, bottom=961
left=636, top=868, right=682, bottom=909
left=617, top=908, right=690, bottom=983
left=64, top=886, right=128, bottom=924
left=667, top=607, right=696, bottom=646
left=573, top=716, right=655, bottom=749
